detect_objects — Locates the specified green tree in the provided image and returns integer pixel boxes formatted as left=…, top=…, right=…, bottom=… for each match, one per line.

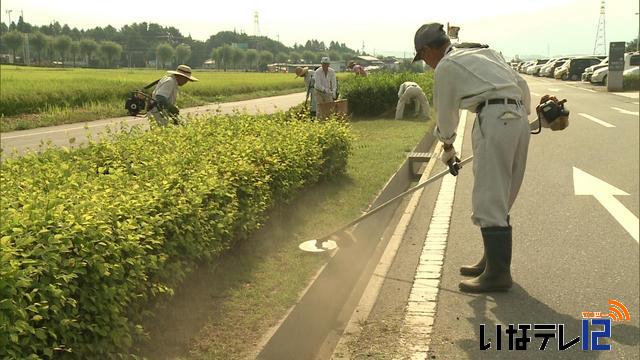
left=627, top=37, right=639, bottom=52
left=259, top=50, right=274, bottom=71
left=175, top=43, right=191, bottom=64
left=2, top=31, right=24, bottom=63
left=79, top=38, right=98, bottom=66
left=53, top=35, right=72, bottom=63
left=276, top=52, right=288, bottom=63
left=99, top=41, right=123, bottom=68
left=155, top=42, right=174, bottom=69
left=289, top=51, right=301, bottom=63
left=70, top=41, right=80, bottom=67
left=233, top=47, right=246, bottom=70
left=211, top=47, right=223, bottom=70
left=29, top=32, right=50, bottom=65
left=245, top=48, right=258, bottom=71
left=302, top=50, right=315, bottom=64
left=220, top=44, right=234, bottom=71
left=328, top=51, right=341, bottom=62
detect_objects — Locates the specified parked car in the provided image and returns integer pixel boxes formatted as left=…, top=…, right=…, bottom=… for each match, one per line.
left=582, top=58, right=608, bottom=82
left=518, top=61, right=534, bottom=73
left=591, top=52, right=640, bottom=85
left=540, top=57, right=570, bottom=77
left=557, top=57, right=601, bottom=81
left=526, top=59, right=549, bottom=76
left=624, top=67, right=639, bottom=76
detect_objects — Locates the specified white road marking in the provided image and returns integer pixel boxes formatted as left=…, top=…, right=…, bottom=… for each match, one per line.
left=566, top=84, right=597, bottom=93
left=611, top=92, right=640, bottom=100
left=611, top=107, right=639, bottom=116
left=548, top=88, right=561, bottom=92
left=401, top=110, right=468, bottom=358
left=531, top=91, right=541, bottom=97
left=573, top=167, right=639, bottom=243
left=579, top=113, right=615, bottom=127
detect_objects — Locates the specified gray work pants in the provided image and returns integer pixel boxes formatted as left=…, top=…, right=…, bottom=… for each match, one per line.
left=471, top=103, right=530, bottom=227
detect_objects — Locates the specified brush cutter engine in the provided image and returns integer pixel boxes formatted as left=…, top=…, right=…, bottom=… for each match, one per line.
left=125, top=90, right=151, bottom=116
left=124, top=78, right=161, bottom=116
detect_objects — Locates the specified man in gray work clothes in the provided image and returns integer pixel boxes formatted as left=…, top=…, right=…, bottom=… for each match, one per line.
left=413, top=23, right=533, bottom=293
left=149, top=64, right=198, bottom=126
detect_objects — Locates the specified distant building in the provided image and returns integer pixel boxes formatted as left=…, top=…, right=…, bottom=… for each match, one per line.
left=351, top=55, right=385, bottom=67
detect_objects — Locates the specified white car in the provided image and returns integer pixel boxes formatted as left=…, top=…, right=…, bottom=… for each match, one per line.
left=623, top=67, right=639, bottom=76
left=591, top=52, right=640, bottom=85
left=582, top=58, right=608, bottom=81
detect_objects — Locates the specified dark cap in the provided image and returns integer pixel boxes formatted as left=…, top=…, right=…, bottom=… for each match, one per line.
left=412, top=23, right=449, bottom=62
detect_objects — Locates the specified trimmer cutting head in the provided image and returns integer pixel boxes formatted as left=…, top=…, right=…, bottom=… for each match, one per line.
left=298, top=239, right=338, bottom=252
left=298, top=230, right=356, bottom=253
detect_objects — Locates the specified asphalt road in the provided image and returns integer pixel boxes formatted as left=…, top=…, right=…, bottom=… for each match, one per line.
left=344, top=75, right=639, bottom=359
left=425, top=75, right=639, bottom=359
left=0, top=92, right=305, bottom=158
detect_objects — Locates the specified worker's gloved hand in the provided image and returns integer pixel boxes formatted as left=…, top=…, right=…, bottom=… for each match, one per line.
left=440, top=144, right=457, bottom=166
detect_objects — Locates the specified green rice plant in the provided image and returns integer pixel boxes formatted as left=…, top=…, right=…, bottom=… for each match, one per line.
left=0, top=66, right=306, bottom=117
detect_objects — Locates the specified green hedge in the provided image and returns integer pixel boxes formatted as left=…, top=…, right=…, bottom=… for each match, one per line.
left=0, top=113, right=351, bottom=359
left=623, top=73, right=640, bottom=91
left=339, top=72, right=433, bottom=118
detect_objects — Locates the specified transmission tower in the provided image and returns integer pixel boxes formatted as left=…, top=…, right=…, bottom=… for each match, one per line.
left=593, top=0, right=606, bottom=55
left=254, top=11, right=260, bottom=37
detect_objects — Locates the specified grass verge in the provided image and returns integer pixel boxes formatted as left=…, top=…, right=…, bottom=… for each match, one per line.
left=134, top=118, right=435, bottom=359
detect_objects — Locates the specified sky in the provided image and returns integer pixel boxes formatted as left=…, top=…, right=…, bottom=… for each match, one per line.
left=1, top=0, right=638, bottom=60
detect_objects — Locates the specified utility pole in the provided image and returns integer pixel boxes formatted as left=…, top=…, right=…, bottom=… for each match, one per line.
left=5, top=9, right=13, bottom=26
left=636, top=12, right=639, bottom=51
left=254, top=11, right=260, bottom=37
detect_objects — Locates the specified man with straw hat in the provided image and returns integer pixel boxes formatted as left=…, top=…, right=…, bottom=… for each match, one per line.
left=296, top=66, right=317, bottom=117
left=149, top=64, right=199, bottom=126
left=314, top=57, right=337, bottom=107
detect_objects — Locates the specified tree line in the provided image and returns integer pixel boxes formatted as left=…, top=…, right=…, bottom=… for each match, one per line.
left=0, top=16, right=362, bottom=69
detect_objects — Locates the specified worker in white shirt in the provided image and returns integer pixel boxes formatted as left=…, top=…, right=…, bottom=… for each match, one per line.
left=314, top=57, right=337, bottom=106
left=149, top=64, right=198, bottom=126
left=296, top=66, right=317, bottom=116
left=413, top=23, right=533, bottom=293
left=395, top=81, right=431, bottom=120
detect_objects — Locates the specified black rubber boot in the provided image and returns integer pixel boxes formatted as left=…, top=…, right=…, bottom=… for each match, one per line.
left=460, top=255, right=485, bottom=277
left=459, top=226, right=512, bottom=293
left=460, top=216, right=509, bottom=277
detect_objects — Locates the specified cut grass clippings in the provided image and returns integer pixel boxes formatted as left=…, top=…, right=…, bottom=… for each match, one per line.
left=135, top=118, right=435, bottom=360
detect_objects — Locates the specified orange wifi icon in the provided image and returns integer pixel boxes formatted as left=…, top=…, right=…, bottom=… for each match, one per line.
left=607, top=299, right=630, bottom=321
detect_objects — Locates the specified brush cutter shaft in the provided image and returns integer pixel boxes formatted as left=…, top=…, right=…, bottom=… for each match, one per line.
left=319, top=156, right=473, bottom=240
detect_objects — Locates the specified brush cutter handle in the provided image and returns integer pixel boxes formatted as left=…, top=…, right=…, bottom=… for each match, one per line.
left=317, top=155, right=474, bottom=241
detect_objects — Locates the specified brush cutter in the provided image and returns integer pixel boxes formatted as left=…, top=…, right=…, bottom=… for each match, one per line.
left=124, top=78, right=160, bottom=116
left=298, top=156, right=472, bottom=252
left=299, top=96, right=568, bottom=253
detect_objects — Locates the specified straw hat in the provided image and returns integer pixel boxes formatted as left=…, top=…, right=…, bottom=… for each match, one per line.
left=295, top=66, right=308, bottom=78
left=168, top=64, right=199, bottom=81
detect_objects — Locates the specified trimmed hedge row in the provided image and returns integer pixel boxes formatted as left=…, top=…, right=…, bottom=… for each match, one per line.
left=623, top=73, right=639, bottom=91
left=340, top=72, right=434, bottom=118
left=0, top=113, right=351, bottom=359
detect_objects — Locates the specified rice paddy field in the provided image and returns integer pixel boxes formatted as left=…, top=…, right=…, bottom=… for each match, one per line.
left=0, top=65, right=319, bottom=132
